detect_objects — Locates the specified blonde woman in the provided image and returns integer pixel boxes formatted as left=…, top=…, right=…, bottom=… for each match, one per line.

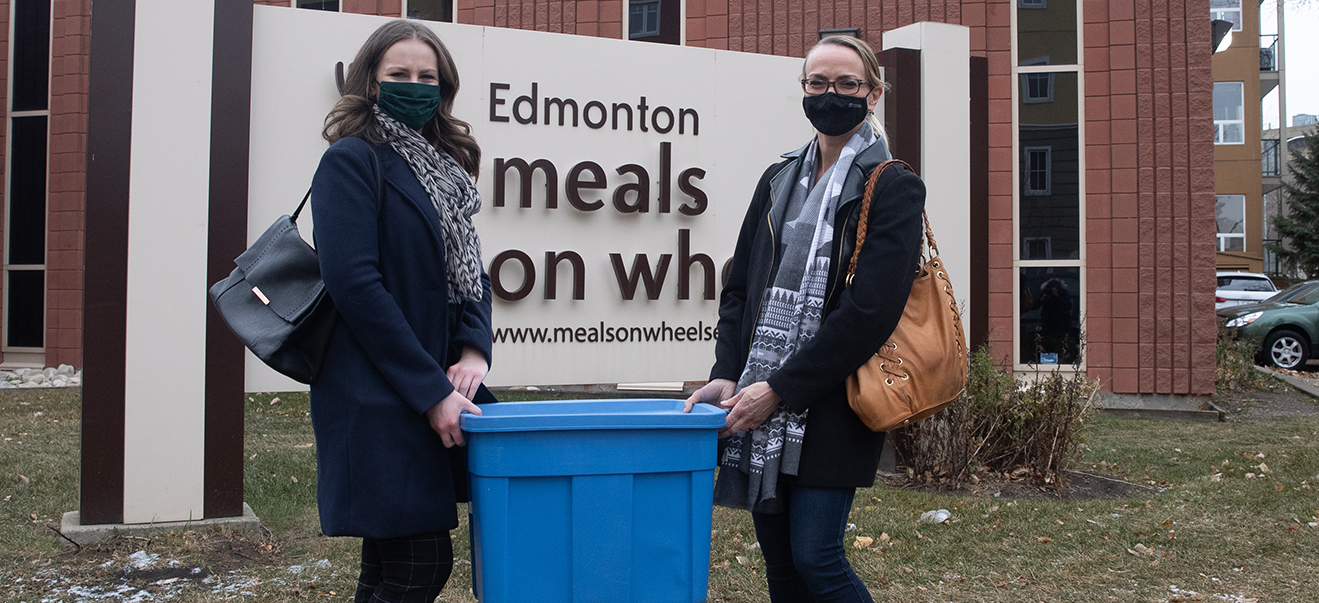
left=686, top=36, right=925, bottom=602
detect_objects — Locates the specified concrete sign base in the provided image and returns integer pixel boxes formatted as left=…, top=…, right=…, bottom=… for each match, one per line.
left=58, top=504, right=262, bottom=547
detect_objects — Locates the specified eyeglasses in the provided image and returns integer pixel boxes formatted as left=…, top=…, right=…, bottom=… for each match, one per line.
left=800, top=77, right=871, bottom=96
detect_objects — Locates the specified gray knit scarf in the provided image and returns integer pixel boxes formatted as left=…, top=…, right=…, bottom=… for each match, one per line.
left=714, top=125, right=879, bottom=513
left=373, top=107, right=484, bottom=303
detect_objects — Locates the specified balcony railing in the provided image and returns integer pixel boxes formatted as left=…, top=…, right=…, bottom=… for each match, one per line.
left=1261, top=34, right=1278, bottom=71
left=1263, top=138, right=1281, bottom=177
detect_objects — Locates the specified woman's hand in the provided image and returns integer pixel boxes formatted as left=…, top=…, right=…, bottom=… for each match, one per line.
left=446, top=346, right=489, bottom=401
left=683, top=378, right=737, bottom=413
left=426, top=390, right=481, bottom=447
left=719, top=381, right=781, bottom=438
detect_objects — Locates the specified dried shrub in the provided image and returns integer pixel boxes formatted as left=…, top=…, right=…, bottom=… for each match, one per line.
left=890, top=347, right=1100, bottom=489
left=1215, top=323, right=1272, bottom=393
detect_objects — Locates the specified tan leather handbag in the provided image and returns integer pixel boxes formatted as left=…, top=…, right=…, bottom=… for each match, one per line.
left=844, top=160, right=967, bottom=432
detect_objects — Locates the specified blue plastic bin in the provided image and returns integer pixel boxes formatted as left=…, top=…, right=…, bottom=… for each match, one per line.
left=460, top=398, right=726, bottom=603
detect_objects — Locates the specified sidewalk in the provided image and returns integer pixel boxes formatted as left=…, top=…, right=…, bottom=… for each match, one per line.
left=1255, top=365, right=1319, bottom=399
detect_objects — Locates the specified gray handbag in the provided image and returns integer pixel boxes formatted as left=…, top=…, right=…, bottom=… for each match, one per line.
left=209, top=148, right=381, bottom=384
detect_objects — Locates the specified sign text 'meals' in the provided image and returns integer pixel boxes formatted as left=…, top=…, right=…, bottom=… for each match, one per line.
left=486, top=82, right=724, bottom=306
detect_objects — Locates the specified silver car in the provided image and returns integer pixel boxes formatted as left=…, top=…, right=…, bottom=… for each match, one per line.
left=1216, top=272, right=1278, bottom=309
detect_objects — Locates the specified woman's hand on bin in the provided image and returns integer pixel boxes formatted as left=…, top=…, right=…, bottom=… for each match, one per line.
left=427, top=391, right=482, bottom=447
left=718, top=381, right=779, bottom=438
left=447, top=346, right=489, bottom=401
left=684, top=378, right=737, bottom=413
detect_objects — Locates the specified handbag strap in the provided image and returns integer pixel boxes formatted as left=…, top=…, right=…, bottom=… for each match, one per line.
left=292, top=145, right=385, bottom=222
left=845, top=159, right=935, bottom=286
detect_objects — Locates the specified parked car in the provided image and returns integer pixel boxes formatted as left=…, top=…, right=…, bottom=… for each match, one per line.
left=1217, top=280, right=1319, bottom=370
left=1216, top=272, right=1278, bottom=309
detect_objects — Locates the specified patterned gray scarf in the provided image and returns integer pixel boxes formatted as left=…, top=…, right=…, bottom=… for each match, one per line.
left=373, top=107, right=484, bottom=303
left=714, top=125, right=878, bottom=513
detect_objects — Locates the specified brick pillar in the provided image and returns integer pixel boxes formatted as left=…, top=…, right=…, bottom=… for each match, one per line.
left=45, top=0, right=91, bottom=369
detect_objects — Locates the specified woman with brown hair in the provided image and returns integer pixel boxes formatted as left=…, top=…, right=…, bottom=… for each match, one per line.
left=310, top=19, right=494, bottom=602
left=686, top=35, right=926, bottom=602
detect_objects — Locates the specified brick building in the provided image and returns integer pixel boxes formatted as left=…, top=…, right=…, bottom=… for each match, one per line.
left=0, top=0, right=1218, bottom=396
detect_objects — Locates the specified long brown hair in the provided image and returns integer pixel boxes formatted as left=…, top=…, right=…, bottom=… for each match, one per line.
left=323, top=20, right=481, bottom=176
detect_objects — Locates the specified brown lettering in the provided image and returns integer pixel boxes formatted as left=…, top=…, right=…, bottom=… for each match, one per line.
left=544, top=251, right=586, bottom=300
left=565, top=161, right=606, bottom=211
left=610, top=253, right=672, bottom=300
left=491, top=249, right=536, bottom=301
left=678, top=229, right=715, bottom=300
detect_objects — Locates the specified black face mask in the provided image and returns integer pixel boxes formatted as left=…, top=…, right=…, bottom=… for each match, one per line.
left=802, top=92, right=870, bottom=137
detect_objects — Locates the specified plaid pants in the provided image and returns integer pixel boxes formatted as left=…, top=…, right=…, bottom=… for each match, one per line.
left=354, top=532, right=454, bottom=603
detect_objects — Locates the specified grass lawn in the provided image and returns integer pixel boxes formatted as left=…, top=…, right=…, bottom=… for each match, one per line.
left=1, top=387, right=1317, bottom=602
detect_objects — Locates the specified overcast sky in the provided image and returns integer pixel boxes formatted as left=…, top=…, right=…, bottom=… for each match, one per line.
left=1261, top=1, right=1318, bottom=129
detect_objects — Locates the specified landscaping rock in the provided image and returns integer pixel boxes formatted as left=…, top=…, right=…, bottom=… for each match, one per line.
left=1, top=366, right=83, bottom=388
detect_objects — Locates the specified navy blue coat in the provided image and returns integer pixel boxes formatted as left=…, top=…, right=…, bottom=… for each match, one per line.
left=309, top=137, right=494, bottom=539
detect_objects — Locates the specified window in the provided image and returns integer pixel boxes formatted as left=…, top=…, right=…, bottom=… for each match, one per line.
left=1024, top=147, right=1051, bottom=196
left=1213, top=82, right=1244, bottom=144
left=1022, top=73, right=1054, bottom=103
left=1019, top=267, right=1081, bottom=365
left=629, top=0, right=661, bottom=38
left=1210, top=0, right=1242, bottom=33
left=1217, top=276, right=1275, bottom=292
left=297, top=0, right=340, bottom=10
left=5, top=0, right=50, bottom=351
left=1013, top=0, right=1082, bottom=367
left=1216, top=195, right=1246, bottom=252
left=1018, top=73, right=1080, bottom=261
left=1024, top=237, right=1053, bottom=260
left=1292, top=286, right=1319, bottom=306
left=405, top=0, right=453, bottom=21
left=1020, top=57, right=1054, bottom=103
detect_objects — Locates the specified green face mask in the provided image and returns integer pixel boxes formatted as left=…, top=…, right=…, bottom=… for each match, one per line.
left=377, top=80, right=443, bottom=129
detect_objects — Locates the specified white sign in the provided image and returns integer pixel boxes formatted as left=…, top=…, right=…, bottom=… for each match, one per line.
left=249, top=7, right=811, bottom=389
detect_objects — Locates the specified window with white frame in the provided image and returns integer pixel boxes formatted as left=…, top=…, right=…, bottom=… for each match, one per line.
left=1022, top=73, right=1054, bottom=103
left=1216, top=195, right=1246, bottom=252
left=1014, top=0, right=1082, bottom=367
left=1210, top=0, right=1242, bottom=33
left=5, top=0, right=51, bottom=353
left=1020, top=56, right=1053, bottom=103
left=1214, top=82, right=1244, bottom=144
left=629, top=0, right=661, bottom=38
left=1024, top=147, right=1051, bottom=196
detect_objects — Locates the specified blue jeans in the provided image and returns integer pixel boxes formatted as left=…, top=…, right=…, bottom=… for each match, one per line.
left=751, top=485, right=874, bottom=603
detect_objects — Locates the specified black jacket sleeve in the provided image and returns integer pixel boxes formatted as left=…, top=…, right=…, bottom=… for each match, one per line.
left=450, top=272, right=495, bottom=367
left=767, top=169, right=927, bottom=414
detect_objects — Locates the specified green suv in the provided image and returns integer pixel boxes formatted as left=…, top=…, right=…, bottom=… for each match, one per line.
left=1218, top=280, right=1319, bottom=370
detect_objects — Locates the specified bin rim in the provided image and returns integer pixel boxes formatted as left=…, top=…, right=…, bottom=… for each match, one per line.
left=460, top=398, right=727, bottom=432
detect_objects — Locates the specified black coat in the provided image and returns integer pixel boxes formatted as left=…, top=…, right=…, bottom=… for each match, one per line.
left=711, top=140, right=926, bottom=488
left=309, top=137, right=495, bottom=539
